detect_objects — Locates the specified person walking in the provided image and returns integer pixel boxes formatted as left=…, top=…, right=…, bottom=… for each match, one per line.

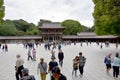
left=112, top=53, right=120, bottom=79
left=52, top=66, right=67, bottom=80
left=51, top=47, right=56, bottom=59
left=58, top=49, right=64, bottom=67
left=48, top=56, right=58, bottom=80
left=78, top=52, right=86, bottom=77
left=32, top=48, right=36, bottom=61
left=15, top=54, right=24, bottom=80
left=5, top=44, right=8, bottom=52
left=27, top=48, right=32, bottom=61
left=37, top=58, right=47, bottom=80
left=104, top=53, right=112, bottom=73
left=72, top=56, right=79, bottom=76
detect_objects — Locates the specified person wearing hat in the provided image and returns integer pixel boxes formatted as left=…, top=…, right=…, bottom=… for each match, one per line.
left=48, top=56, right=58, bottom=80
left=15, top=54, right=24, bottom=80
left=20, top=68, right=35, bottom=80
left=52, top=66, right=67, bottom=80
left=37, top=58, right=47, bottom=80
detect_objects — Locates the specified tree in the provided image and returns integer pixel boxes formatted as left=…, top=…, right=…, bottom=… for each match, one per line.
left=13, top=19, right=40, bottom=35
left=61, top=19, right=82, bottom=35
left=0, top=0, right=5, bottom=25
left=0, top=20, right=16, bottom=36
left=0, top=19, right=40, bottom=36
left=93, top=0, right=120, bottom=36
left=26, top=23, right=40, bottom=35
left=81, top=25, right=94, bottom=32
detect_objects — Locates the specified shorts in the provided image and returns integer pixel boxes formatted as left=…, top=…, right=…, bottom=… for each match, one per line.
left=106, top=64, right=111, bottom=69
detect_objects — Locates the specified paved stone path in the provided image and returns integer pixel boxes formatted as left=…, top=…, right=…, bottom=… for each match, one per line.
left=0, top=42, right=120, bottom=80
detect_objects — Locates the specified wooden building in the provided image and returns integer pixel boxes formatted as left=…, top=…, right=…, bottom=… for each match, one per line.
left=0, top=22, right=119, bottom=43
left=39, top=22, right=65, bottom=42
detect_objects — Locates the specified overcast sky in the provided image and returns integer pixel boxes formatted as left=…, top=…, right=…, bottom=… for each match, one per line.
left=4, top=0, right=94, bottom=27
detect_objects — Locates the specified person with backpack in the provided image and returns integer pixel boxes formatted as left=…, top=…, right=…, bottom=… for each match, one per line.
left=78, top=52, right=86, bottom=77
left=104, top=53, right=112, bottom=73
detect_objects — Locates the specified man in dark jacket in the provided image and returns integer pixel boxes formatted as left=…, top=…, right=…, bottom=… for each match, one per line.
left=52, top=66, right=67, bottom=80
left=58, top=49, right=64, bottom=67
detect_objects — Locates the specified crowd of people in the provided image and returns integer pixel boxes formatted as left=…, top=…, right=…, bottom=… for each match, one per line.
left=3, top=41, right=119, bottom=80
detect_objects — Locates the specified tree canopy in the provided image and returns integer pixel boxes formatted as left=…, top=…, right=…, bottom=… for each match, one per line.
left=93, top=0, right=120, bottom=36
left=0, top=19, right=40, bottom=36
left=61, top=19, right=82, bottom=35
left=0, top=0, right=5, bottom=25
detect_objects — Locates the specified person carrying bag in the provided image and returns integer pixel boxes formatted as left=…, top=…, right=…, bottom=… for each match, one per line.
left=37, top=58, right=47, bottom=80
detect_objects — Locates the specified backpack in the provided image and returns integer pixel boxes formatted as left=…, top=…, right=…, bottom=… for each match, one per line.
left=104, top=57, right=107, bottom=63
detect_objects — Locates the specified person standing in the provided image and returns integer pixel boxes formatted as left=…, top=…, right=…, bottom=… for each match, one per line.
left=37, top=58, right=47, bottom=80
left=52, top=66, right=67, bottom=80
left=58, top=49, right=64, bottom=67
left=48, top=57, right=58, bottom=80
left=15, top=54, right=24, bottom=80
left=112, top=53, right=120, bottom=78
left=104, top=53, right=112, bottom=73
left=78, top=52, right=86, bottom=77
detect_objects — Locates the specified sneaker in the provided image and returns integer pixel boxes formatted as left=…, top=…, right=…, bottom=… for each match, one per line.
left=79, top=75, right=83, bottom=78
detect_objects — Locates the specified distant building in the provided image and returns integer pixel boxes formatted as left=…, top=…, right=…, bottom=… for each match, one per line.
left=0, top=22, right=119, bottom=43
left=39, top=22, right=65, bottom=42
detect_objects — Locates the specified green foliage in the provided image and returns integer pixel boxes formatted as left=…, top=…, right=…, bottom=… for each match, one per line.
left=0, top=19, right=40, bottom=36
left=0, top=0, right=5, bottom=25
left=0, top=20, right=16, bottom=36
left=61, top=19, right=82, bottom=35
left=13, top=19, right=30, bottom=32
left=13, top=19, right=40, bottom=35
left=93, top=0, right=120, bottom=36
left=81, top=25, right=94, bottom=32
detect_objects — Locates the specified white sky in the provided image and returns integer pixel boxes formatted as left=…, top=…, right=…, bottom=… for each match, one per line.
left=4, top=0, right=94, bottom=27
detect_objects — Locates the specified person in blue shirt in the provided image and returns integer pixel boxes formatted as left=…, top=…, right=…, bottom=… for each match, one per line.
left=104, top=53, right=112, bottom=73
